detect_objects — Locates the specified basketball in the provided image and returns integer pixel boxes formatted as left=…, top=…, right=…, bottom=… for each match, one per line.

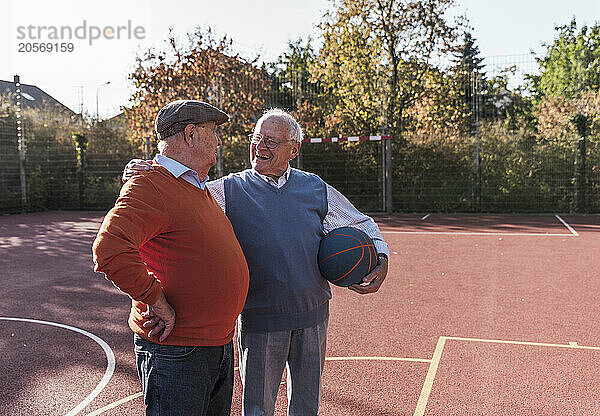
left=318, top=226, right=377, bottom=287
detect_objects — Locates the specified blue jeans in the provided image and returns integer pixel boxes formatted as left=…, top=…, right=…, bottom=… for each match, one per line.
left=134, top=335, right=234, bottom=416
left=237, top=316, right=329, bottom=416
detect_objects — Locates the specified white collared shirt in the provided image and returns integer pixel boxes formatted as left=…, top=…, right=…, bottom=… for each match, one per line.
left=154, top=154, right=208, bottom=190
left=207, top=164, right=390, bottom=256
left=253, top=165, right=292, bottom=188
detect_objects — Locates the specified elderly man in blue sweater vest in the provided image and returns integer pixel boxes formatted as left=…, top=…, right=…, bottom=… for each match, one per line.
left=125, top=109, right=389, bottom=415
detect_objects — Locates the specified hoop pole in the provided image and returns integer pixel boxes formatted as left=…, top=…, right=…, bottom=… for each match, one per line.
left=385, top=138, right=392, bottom=214
left=302, top=134, right=393, bottom=213
left=15, top=75, right=27, bottom=211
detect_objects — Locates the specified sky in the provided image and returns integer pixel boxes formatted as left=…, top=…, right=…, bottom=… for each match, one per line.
left=1, top=0, right=599, bottom=119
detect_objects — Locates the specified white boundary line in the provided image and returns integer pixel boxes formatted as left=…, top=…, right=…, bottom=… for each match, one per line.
left=414, top=336, right=600, bottom=415
left=414, top=337, right=446, bottom=416
left=0, top=317, right=115, bottom=416
left=85, top=355, right=430, bottom=414
left=445, top=336, right=600, bottom=350
left=383, top=231, right=575, bottom=236
left=326, top=356, right=432, bottom=363
left=85, top=392, right=143, bottom=416
left=381, top=214, right=581, bottom=237
left=555, top=214, right=579, bottom=236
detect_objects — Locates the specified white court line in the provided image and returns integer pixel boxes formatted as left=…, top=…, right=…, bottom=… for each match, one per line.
left=445, top=336, right=600, bottom=351
left=382, top=214, right=580, bottom=236
left=555, top=214, right=579, bottom=236
left=414, top=336, right=600, bottom=415
left=85, top=392, right=143, bottom=416
left=86, top=355, right=430, bottom=414
left=0, top=317, right=115, bottom=416
left=326, top=356, right=431, bottom=363
left=383, top=231, right=574, bottom=236
left=414, top=337, right=446, bottom=416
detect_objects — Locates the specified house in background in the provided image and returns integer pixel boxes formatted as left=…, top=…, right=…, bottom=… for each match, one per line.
left=0, top=75, right=76, bottom=116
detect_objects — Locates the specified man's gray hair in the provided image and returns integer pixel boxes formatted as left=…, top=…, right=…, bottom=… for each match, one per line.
left=157, top=128, right=183, bottom=154
left=257, top=109, right=303, bottom=143
left=157, top=139, right=168, bottom=154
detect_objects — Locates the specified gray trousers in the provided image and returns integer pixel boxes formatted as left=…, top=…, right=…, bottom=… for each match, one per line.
left=237, top=316, right=329, bottom=416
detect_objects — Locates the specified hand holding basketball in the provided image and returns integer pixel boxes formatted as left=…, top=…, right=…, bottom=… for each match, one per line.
left=348, top=255, right=388, bottom=294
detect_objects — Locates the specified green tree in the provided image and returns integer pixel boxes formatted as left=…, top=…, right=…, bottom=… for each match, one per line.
left=451, top=31, right=485, bottom=124
left=272, top=37, right=316, bottom=88
left=530, top=18, right=600, bottom=99
left=530, top=18, right=600, bottom=161
left=313, top=0, right=465, bottom=138
left=526, top=19, right=600, bottom=212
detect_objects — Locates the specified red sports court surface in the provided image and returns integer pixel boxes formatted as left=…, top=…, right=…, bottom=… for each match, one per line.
left=1, top=211, right=600, bottom=415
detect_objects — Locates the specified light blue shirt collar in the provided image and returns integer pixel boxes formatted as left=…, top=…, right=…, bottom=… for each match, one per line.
left=154, top=154, right=208, bottom=190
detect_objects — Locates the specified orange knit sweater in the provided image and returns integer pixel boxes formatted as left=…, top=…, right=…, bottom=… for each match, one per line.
left=92, top=166, right=249, bottom=346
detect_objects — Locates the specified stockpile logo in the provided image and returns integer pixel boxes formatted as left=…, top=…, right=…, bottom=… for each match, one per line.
left=16, top=20, right=146, bottom=52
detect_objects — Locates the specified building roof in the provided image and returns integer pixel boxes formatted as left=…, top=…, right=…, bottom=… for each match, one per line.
left=0, top=79, right=75, bottom=115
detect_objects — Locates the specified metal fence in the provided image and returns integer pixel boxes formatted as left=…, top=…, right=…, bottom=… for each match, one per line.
left=0, top=113, right=132, bottom=214
left=0, top=116, right=22, bottom=214
left=299, top=140, right=386, bottom=212
left=391, top=54, right=600, bottom=213
left=1, top=55, right=599, bottom=215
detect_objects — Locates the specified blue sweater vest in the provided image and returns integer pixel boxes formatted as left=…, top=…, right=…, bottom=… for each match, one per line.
left=224, top=168, right=331, bottom=332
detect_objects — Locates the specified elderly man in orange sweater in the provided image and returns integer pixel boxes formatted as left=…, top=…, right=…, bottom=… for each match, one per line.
left=92, top=100, right=249, bottom=416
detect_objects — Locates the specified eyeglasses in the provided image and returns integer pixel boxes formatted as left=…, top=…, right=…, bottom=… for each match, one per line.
left=248, top=133, right=296, bottom=149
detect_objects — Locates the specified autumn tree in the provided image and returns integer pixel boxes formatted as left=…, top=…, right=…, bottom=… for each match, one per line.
left=126, top=27, right=269, bottom=174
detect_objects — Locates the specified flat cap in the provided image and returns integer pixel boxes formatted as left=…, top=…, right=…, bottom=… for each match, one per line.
left=155, top=100, right=229, bottom=139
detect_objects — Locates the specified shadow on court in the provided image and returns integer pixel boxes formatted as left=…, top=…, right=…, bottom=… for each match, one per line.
left=2, top=211, right=600, bottom=415
left=0, top=212, right=141, bottom=415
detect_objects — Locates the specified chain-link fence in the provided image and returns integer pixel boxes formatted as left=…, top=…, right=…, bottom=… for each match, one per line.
left=0, top=105, right=134, bottom=214
left=390, top=54, right=600, bottom=213
left=298, top=140, right=386, bottom=212
left=0, top=115, right=22, bottom=214
left=1, top=55, right=599, bottom=215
